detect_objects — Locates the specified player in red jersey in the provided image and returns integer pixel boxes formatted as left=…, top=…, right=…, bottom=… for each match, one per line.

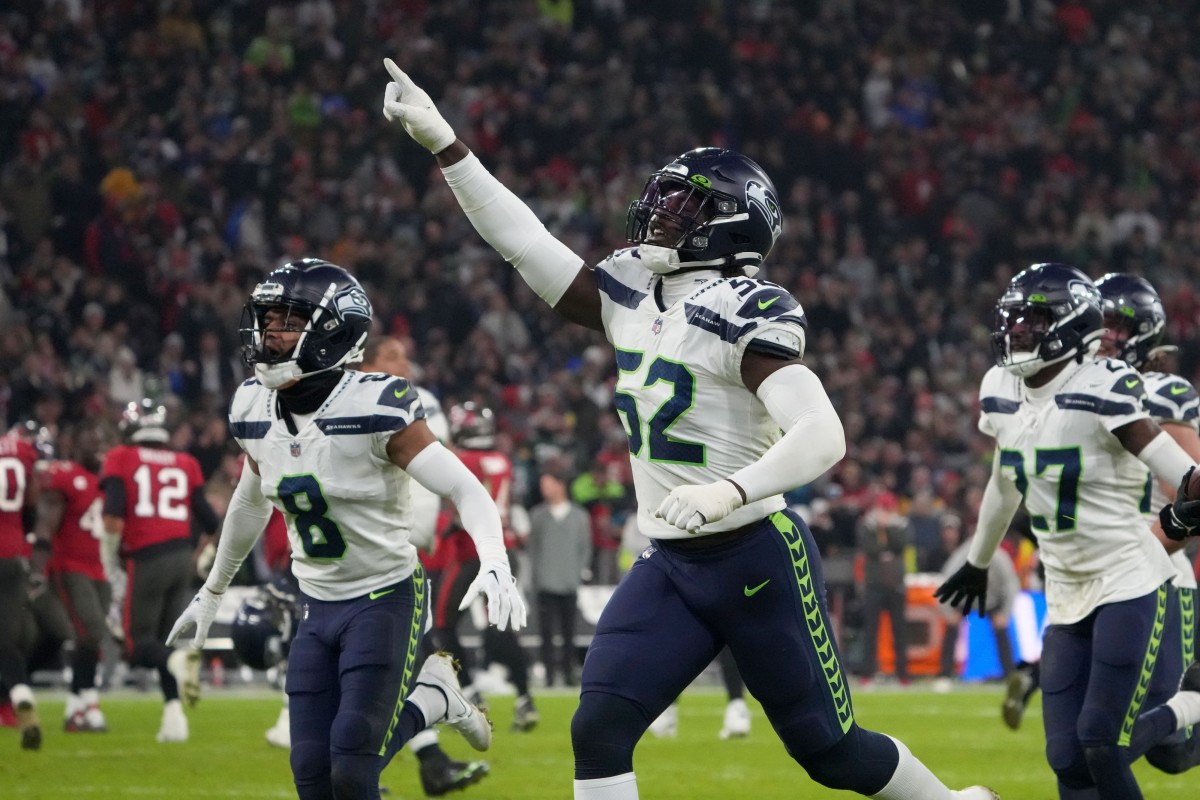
left=99, top=399, right=220, bottom=743
left=0, top=422, right=46, bottom=750
left=431, top=403, right=538, bottom=733
left=30, top=426, right=111, bottom=733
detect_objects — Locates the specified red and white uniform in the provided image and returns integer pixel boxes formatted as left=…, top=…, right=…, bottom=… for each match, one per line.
left=44, top=461, right=105, bottom=580
left=433, top=449, right=514, bottom=567
left=100, top=444, right=205, bottom=554
left=0, top=434, right=37, bottom=559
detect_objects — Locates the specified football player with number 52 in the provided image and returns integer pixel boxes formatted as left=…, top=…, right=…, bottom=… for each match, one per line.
left=168, top=259, right=525, bottom=800
left=383, top=59, right=997, bottom=800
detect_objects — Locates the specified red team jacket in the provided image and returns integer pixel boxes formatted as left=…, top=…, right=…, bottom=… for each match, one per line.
left=44, top=460, right=105, bottom=580
left=100, top=444, right=205, bottom=555
left=428, top=448, right=515, bottom=570
left=0, top=434, right=37, bottom=559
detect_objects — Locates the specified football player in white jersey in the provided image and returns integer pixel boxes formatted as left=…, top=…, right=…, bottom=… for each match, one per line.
left=936, top=263, right=1200, bottom=799
left=166, top=259, right=526, bottom=800
left=1095, top=272, right=1200, bottom=774
left=382, top=59, right=998, bottom=800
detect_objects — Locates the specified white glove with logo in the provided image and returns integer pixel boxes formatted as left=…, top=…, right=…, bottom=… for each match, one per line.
left=166, top=586, right=224, bottom=648
left=381, top=57, right=457, bottom=154
left=655, top=480, right=745, bottom=533
left=458, top=561, right=527, bottom=632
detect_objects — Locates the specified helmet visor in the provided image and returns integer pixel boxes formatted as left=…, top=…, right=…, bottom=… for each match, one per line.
left=627, top=175, right=718, bottom=249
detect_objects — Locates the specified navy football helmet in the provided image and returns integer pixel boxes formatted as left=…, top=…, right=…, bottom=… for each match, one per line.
left=240, top=259, right=372, bottom=388
left=119, top=399, right=169, bottom=445
left=449, top=402, right=496, bottom=450
left=626, top=147, right=783, bottom=276
left=992, top=263, right=1103, bottom=378
left=1095, top=273, right=1170, bottom=369
left=230, top=578, right=298, bottom=672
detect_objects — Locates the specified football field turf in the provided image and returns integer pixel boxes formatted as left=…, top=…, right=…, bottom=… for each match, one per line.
left=2, top=686, right=1195, bottom=799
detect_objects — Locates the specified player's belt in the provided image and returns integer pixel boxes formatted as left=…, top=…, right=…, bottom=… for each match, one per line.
left=655, top=520, right=762, bottom=552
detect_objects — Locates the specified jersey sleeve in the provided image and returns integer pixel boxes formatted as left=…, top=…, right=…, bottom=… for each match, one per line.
left=99, top=447, right=126, bottom=483
left=594, top=249, right=652, bottom=340
left=1143, top=375, right=1200, bottom=429
left=368, top=377, right=427, bottom=459
left=43, top=462, right=71, bottom=494
left=182, top=453, right=206, bottom=491
left=740, top=284, right=808, bottom=361
left=977, top=366, right=1015, bottom=438
left=713, top=280, right=808, bottom=378
left=228, top=379, right=270, bottom=449
left=1066, top=359, right=1150, bottom=432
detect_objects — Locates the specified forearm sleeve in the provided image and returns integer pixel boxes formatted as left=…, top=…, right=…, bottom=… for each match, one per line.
left=405, top=442, right=509, bottom=566
left=441, top=153, right=584, bottom=306
left=203, top=460, right=273, bottom=594
left=727, top=365, right=847, bottom=503
left=966, top=457, right=1024, bottom=568
left=190, top=486, right=221, bottom=536
left=1137, top=430, right=1196, bottom=491
left=101, top=476, right=126, bottom=517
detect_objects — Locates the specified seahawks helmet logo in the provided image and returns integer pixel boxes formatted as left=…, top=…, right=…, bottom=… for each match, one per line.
left=746, top=180, right=782, bottom=245
left=1067, top=279, right=1100, bottom=308
left=334, top=287, right=372, bottom=319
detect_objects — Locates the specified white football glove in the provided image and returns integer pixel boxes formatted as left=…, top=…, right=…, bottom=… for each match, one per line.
left=166, top=586, right=224, bottom=648
left=458, top=561, right=527, bottom=632
left=381, top=57, right=457, bottom=154
left=655, top=480, right=745, bottom=533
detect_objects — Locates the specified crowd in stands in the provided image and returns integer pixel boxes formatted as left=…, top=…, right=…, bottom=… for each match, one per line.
left=4, top=0, right=1200, bottom=660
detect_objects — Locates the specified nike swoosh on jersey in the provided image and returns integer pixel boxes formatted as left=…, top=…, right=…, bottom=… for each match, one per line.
left=1171, top=385, right=1190, bottom=395
left=744, top=579, right=771, bottom=596
left=1125, top=379, right=1140, bottom=388
left=369, top=588, right=396, bottom=600
left=393, top=387, right=410, bottom=399
left=757, top=296, right=780, bottom=310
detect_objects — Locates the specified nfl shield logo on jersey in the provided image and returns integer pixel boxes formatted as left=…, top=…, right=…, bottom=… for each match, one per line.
left=651, top=317, right=663, bottom=335
left=290, top=441, right=302, bottom=458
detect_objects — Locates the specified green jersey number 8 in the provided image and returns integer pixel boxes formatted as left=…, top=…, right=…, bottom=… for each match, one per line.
left=278, top=473, right=346, bottom=559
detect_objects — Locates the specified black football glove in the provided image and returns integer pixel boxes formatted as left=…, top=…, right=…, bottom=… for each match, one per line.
left=1160, top=466, right=1200, bottom=542
left=934, top=563, right=989, bottom=618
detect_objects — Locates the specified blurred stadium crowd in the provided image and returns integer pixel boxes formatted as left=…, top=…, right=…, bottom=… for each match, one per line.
left=3, top=0, right=1200, bottom=620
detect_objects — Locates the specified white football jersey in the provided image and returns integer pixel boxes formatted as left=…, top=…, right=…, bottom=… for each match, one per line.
left=1139, top=370, right=1199, bottom=590
left=978, top=358, right=1176, bottom=624
left=595, top=248, right=808, bottom=540
left=229, top=370, right=426, bottom=600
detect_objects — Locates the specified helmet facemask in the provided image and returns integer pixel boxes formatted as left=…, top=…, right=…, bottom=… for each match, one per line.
left=240, top=278, right=368, bottom=389
left=1098, top=297, right=1168, bottom=369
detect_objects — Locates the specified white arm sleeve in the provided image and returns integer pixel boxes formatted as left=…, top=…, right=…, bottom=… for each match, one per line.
left=405, top=442, right=509, bottom=566
left=727, top=365, right=847, bottom=503
left=1136, top=430, right=1196, bottom=491
left=441, top=153, right=584, bottom=306
left=966, top=454, right=1024, bottom=568
left=203, top=460, right=274, bottom=594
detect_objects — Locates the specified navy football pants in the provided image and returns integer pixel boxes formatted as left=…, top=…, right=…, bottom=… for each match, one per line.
left=574, top=512, right=898, bottom=793
left=286, top=567, right=427, bottom=800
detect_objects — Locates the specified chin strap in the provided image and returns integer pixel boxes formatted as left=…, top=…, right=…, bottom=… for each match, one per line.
left=639, top=244, right=759, bottom=278
left=255, top=361, right=304, bottom=389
